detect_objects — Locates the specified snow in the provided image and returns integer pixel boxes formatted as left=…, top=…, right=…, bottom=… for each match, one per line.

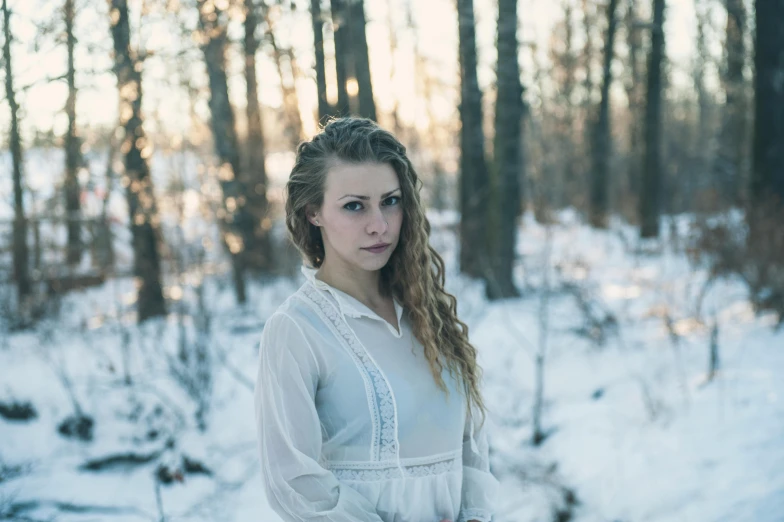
left=1, top=208, right=783, bottom=522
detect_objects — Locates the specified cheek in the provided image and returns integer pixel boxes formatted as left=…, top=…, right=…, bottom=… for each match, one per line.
left=388, top=208, right=404, bottom=234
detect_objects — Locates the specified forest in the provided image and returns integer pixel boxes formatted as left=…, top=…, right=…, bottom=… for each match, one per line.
left=1, top=0, right=783, bottom=520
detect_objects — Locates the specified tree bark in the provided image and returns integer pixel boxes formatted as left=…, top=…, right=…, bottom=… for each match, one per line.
left=64, top=0, right=82, bottom=265
left=751, top=0, right=784, bottom=204
left=197, top=0, right=252, bottom=303
left=589, top=0, right=619, bottom=228
left=348, top=0, right=376, bottom=121
left=714, top=0, right=747, bottom=206
left=331, top=0, right=352, bottom=115
left=243, top=0, right=274, bottom=273
left=488, top=0, right=523, bottom=299
left=109, top=0, right=166, bottom=322
left=2, top=0, right=31, bottom=301
left=624, top=0, right=643, bottom=201
left=457, top=0, right=491, bottom=278
left=310, top=0, right=330, bottom=122
left=264, top=8, right=304, bottom=148
left=639, top=0, right=665, bottom=238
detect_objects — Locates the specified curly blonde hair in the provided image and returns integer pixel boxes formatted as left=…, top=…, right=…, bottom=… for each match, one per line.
left=284, top=117, right=486, bottom=427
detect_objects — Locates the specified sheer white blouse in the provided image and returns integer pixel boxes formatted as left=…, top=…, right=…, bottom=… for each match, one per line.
left=254, top=265, right=499, bottom=522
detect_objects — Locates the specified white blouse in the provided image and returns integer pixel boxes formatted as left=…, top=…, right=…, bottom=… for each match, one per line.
left=254, top=265, right=499, bottom=522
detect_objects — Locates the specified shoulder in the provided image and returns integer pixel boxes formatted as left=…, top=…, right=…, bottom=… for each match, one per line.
left=262, top=283, right=332, bottom=341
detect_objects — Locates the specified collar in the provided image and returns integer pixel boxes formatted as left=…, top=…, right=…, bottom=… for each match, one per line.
left=300, top=264, right=404, bottom=337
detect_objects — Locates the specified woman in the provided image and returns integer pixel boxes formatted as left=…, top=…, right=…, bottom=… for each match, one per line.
left=254, top=117, right=499, bottom=522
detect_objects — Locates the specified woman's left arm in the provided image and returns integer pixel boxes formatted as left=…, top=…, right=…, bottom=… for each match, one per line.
left=456, top=406, right=500, bottom=522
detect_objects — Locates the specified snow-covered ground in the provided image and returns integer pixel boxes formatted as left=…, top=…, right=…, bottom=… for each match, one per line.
left=1, top=209, right=782, bottom=522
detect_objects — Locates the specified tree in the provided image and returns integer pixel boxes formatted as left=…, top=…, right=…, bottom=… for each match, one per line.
left=639, top=0, right=665, bottom=238
left=108, top=0, right=166, bottom=322
left=347, top=0, right=376, bottom=121
left=64, top=0, right=83, bottom=265
left=457, top=0, right=491, bottom=278
left=751, top=0, right=784, bottom=204
left=263, top=5, right=304, bottom=147
left=330, top=0, right=375, bottom=120
left=624, top=0, right=644, bottom=205
left=243, top=0, right=274, bottom=273
left=714, top=0, right=747, bottom=206
left=487, top=0, right=523, bottom=299
left=2, top=0, right=31, bottom=302
left=589, top=0, right=619, bottom=228
left=197, top=0, right=260, bottom=304
left=330, top=0, right=351, bottom=115
left=310, top=0, right=330, bottom=122
left=548, top=2, right=578, bottom=207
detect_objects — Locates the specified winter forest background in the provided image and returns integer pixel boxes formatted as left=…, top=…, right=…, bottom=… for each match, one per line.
left=1, top=0, right=783, bottom=520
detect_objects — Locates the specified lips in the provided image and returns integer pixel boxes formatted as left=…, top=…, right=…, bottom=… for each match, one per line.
left=362, top=243, right=390, bottom=253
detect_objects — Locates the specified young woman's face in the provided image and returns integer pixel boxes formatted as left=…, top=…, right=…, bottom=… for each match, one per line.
left=312, top=161, right=403, bottom=274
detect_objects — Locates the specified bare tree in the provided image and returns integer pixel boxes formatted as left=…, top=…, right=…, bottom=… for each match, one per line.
left=197, top=0, right=258, bottom=304
left=243, top=0, right=274, bottom=273
left=310, top=0, right=330, bottom=122
left=640, top=0, right=666, bottom=238
left=3, top=0, right=31, bottom=303
left=624, top=0, right=644, bottom=205
left=751, top=0, right=784, bottom=205
left=487, top=0, right=523, bottom=299
left=589, top=0, right=619, bottom=228
left=548, top=1, right=578, bottom=207
left=347, top=0, right=376, bottom=121
left=263, top=5, right=304, bottom=147
left=330, top=0, right=352, bottom=115
left=457, top=0, right=491, bottom=278
left=108, top=0, right=166, bottom=321
left=64, top=0, right=83, bottom=265
left=714, top=0, right=747, bottom=206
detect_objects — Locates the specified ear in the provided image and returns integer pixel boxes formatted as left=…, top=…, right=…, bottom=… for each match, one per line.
left=305, top=205, right=320, bottom=226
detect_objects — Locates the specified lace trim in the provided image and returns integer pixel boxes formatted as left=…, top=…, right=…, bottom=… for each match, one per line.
left=299, top=284, right=399, bottom=462
left=457, top=509, right=492, bottom=522
left=326, top=450, right=462, bottom=481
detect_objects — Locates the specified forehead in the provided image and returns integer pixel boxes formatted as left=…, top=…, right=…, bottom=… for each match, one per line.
left=323, top=162, right=399, bottom=197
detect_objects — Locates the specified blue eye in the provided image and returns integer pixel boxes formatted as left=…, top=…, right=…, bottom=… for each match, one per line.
left=343, top=201, right=363, bottom=212
left=384, top=196, right=401, bottom=206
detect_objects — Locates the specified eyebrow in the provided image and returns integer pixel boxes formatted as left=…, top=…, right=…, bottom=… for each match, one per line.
left=338, top=188, right=401, bottom=201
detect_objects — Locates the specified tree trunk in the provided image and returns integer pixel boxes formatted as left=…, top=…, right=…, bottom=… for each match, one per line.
left=589, top=0, right=619, bottom=228
left=581, top=0, right=595, bottom=106
left=2, top=0, right=31, bottom=301
left=714, top=0, right=747, bottom=207
left=751, top=0, right=784, bottom=204
left=197, top=0, right=251, bottom=304
left=310, top=0, right=330, bottom=122
left=348, top=0, right=376, bottom=121
left=264, top=9, right=304, bottom=148
left=64, top=0, right=82, bottom=265
left=331, top=0, right=352, bottom=115
left=244, top=0, right=274, bottom=273
left=694, top=0, right=710, bottom=173
left=487, top=0, right=523, bottom=300
left=109, top=0, right=166, bottom=322
left=457, top=0, right=491, bottom=278
left=639, top=0, right=665, bottom=238
left=625, top=0, right=643, bottom=204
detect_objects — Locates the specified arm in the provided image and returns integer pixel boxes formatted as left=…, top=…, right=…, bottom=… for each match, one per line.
left=255, top=312, right=384, bottom=522
left=456, top=404, right=500, bottom=522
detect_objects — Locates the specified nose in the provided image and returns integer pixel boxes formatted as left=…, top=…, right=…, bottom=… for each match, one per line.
left=366, top=207, right=388, bottom=235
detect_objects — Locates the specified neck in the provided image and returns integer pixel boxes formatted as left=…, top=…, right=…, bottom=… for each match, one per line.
left=316, top=259, right=385, bottom=305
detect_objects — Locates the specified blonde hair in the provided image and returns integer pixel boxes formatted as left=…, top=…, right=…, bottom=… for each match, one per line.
left=284, top=117, right=487, bottom=427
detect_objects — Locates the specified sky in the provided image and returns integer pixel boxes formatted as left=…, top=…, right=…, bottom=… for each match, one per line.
left=1, top=0, right=716, bottom=146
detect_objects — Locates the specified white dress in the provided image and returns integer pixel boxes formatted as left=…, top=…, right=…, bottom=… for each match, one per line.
left=254, top=265, right=499, bottom=522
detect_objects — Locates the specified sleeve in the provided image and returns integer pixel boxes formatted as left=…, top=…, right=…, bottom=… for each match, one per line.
left=254, top=312, right=384, bottom=522
left=457, top=403, right=500, bottom=522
